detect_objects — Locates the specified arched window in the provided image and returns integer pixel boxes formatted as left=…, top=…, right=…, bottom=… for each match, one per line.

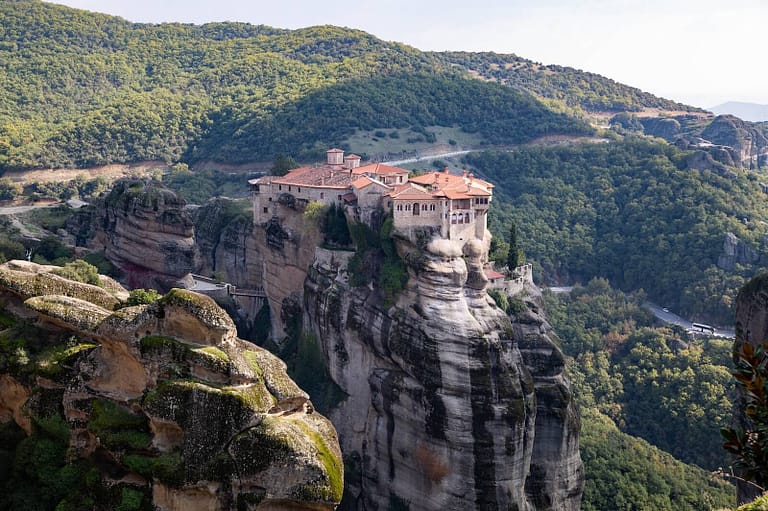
left=465, top=212, right=470, bottom=223
left=397, top=204, right=403, bottom=211
left=413, top=203, right=420, bottom=216
left=429, top=204, right=435, bottom=211
left=451, top=213, right=457, bottom=224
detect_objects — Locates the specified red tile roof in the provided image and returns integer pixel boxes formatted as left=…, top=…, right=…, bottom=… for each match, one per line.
left=485, top=269, right=505, bottom=280
left=271, top=166, right=352, bottom=188
left=353, top=163, right=410, bottom=176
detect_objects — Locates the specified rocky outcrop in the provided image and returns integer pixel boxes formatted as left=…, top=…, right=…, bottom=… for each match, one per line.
left=701, top=115, right=768, bottom=168
left=718, top=232, right=760, bottom=271
left=0, top=260, right=342, bottom=511
left=194, top=198, right=262, bottom=289
left=302, top=230, right=582, bottom=510
left=90, top=180, right=201, bottom=290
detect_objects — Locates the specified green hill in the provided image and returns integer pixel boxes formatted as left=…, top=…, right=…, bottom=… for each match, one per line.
left=0, top=0, right=696, bottom=171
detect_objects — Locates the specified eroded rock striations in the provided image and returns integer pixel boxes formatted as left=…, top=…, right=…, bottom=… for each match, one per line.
left=297, top=227, right=582, bottom=510
left=0, top=260, right=342, bottom=511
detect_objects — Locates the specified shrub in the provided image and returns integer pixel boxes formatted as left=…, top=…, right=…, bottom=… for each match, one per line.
left=123, top=289, right=162, bottom=307
left=488, top=289, right=509, bottom=312
left=51, top=259, right=100, bottom=286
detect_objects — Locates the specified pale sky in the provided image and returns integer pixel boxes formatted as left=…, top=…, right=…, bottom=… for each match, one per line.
left=49, top=0, right=768, bottom=109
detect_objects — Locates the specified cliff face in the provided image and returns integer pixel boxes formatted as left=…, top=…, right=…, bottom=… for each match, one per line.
left=701, top=115, right=768, bottom=168
left=302, top=232, right=582, bottom=510
left=91, top=180, right=200, bottom=290
left=194, top=198, right=262, bottom=290
left=0, top=260, right=342, bottom=511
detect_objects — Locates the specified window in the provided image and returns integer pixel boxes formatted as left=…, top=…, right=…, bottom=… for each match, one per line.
left=430, top=204, right=436, bottom=211
left=320, top=192, right=324, bottom=199
left=465, top=213, right=470, bottom=223
left=288, top=186, right=292, bottom=192
left=451, top=213, right=457, bottom=224
left=298, top=187, right=301, bottom=193
left=338, top=195, right=342, bottom=201
left=398, top=176, right=403, bottom=183
left=263, top=207, right=268, bottom=213
left=268, top=197, right=272, bottom=202
left=413, top=203, right=420, bottom=216
left=278, top=185, right=282, bottom=191
left=387, top=201, right=392, bottom=208
left=397, top=204, right=403, bottom=211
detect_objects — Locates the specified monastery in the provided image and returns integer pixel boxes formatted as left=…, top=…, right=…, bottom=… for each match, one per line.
left=250, top=149, right=494, bottom=242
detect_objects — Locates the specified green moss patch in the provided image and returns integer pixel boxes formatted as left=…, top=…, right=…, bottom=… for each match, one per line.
left=140, top=336, right=230, bottom=375
left=88, top=400, right=151, bottom=451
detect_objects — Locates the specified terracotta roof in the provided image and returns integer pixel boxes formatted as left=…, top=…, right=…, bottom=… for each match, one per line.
left=342, top=192, right=357, bottom=203
left=351, top=175, right=390, bottom=190
left=327, top=148, right=344, bottom=153
left=353, top=163, right=409, bottom=176
left=485, top=269, right=505, bottom=280
left=271, top=165, right=352, bottom=188
left=344, top=154, right=361, bottom=160
left=387, top=183, right=435, bottom=200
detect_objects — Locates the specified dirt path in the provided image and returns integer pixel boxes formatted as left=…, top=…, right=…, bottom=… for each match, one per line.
left=3, top=161, right=169, bottom=185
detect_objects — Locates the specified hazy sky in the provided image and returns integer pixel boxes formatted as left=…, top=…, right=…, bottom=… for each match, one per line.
left=50, top=0, right=767, bottom=109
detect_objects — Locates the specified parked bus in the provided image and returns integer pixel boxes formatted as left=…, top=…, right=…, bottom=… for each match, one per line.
left=691, top=322, right=715, bottom=334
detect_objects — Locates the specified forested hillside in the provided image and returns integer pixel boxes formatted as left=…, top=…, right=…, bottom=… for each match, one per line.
left=470, top=138, right=768, bottom=323
left=543, top=280, right=735, bottom=509
left=435, top=51, right=700, bottom=113
left=0, top=0, right=696, bottom=171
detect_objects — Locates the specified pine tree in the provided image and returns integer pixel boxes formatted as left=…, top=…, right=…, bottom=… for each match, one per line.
left=507, top=222, right=520, bottom=271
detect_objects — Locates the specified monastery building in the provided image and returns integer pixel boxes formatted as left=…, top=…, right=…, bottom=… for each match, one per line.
left=250, top=149, right=493, bottom=242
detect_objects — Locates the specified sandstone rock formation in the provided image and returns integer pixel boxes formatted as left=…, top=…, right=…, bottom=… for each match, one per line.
left=90, top=180, right=201, bottom=290
left=701, top=115, right=768, bottom=168
left=0, top=260, right=342, bottom=511
left=300, top=229, right=583, bottom=510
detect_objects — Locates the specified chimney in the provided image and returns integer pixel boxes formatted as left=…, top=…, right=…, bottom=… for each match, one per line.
left=462, top=169, right=467, bottom=177
left=444, top=167, right=450, bottom=174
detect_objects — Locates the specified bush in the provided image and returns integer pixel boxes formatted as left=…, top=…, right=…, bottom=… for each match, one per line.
left=51, top=259, right=100, bottom=286
left=488, top=289, right=509, bottom=312
left=122, top=289, right=162, bottom=308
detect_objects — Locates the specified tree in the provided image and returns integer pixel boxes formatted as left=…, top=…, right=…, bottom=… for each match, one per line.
left=271, top=154, right=299, bottom=176
left=507, top=221, right=521, bottom=271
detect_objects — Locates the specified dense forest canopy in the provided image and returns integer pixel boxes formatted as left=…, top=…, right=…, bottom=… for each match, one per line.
left=0, top=0, right=697, bottom=171
left=543, top=280, right=735, bottom=509
left=472, top=138, right=768, bottom=323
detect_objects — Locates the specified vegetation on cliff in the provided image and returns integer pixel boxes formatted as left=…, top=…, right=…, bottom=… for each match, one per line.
left=0, top=261, right=343, bottom=510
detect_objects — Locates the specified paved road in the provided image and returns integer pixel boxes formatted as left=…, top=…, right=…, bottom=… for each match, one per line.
left=383, top=150, right=477, bottom=166
left=642, top=302, right=734, bottom=339
left=544, top=286, right=735, bottom=339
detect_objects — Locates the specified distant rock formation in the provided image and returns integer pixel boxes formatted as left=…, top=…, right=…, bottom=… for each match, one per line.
left=701, top=115, right=768, bottom=168
left=0, top=260, right=342, bottom=511
left=718, top=232, right=760, bottom=272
